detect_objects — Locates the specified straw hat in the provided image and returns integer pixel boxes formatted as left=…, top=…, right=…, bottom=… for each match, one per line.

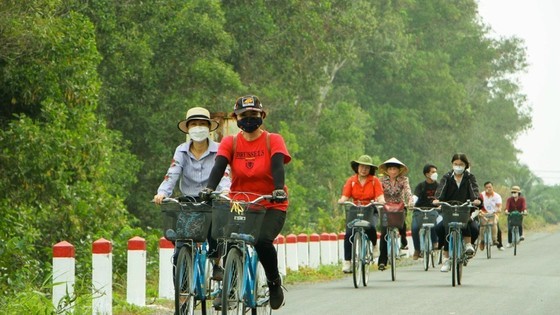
left=350, top=155, right=378, bottom=175
left=379, top=157, right=409, bottom=176
left=177, top=107, right=219, bottom=134
left=511, top=186, right=522, bottom=193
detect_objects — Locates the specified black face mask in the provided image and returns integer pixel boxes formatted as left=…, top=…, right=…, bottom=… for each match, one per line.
left=237, top=117, right=262, bottom=133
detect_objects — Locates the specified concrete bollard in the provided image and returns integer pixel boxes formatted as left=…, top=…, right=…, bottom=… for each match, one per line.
left=52, top=241, right=75, bottom=313
left=127, top=236, right=146, bottom=306
left=309, top=233, right=320, bottom=269
left=274, top=234, right=287, bottom=276
left=158, top=237, right=175, bottom=299
left=92, top=238, right=113, bottom=315
left=320, top=233, right=331, bottom=265
left=338, top=232, right=345, bottom=263
left=296, top=233, right=309, bottom=267
left=285, top=234, right=299, bottom=271
left=329, top=233, right=338, bottom=265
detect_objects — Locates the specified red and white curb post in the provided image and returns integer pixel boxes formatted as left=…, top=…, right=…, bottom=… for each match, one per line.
left=92, top=238, right=112, bottom=315
left=309, top=233, right=320, bottom=269
left=274, top=234, right=287, bottom=276
left=52, top=241, right=75, bottom=312
left=158, top=237, right=174, bottom=299
left=297, top=233, right=309, bottom=267
left=285, top=234, right=299, bottom=271
left=127, top=236, right=146, bottom=306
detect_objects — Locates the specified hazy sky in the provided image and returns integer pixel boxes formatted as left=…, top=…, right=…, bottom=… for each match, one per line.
left=477, top=0, right=560, bottom=185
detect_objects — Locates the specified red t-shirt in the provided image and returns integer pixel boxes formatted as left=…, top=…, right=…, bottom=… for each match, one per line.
left=218, top=131, right=291, bottom=211
left=341, top=174, right=384, bottom=204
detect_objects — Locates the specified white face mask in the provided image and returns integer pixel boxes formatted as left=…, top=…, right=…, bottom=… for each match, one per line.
left=189, top=126, right=209, bottom=142
left=453, top=165, right=465, bottom=175
left=430, top=172, right=438, bottom=181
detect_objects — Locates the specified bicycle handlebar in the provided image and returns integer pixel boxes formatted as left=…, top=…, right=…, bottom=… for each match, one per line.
left=410, top=206, right=440, bottom=212
left=338, top=201, right=384, bottom=208
left=212, top=192, right=273, bottom=204
left=435, top=200, right=475, bottom=208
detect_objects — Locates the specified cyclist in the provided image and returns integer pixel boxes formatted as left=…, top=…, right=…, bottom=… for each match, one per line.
left=377, top=157, right=413, bottom=271
left=479, top=181, right=502, bottom=251
left=153, top=106, right=231, bottom=280
left=338, top=154, right=385, bottom=273
left=433, top=153, right=481, bottom=272
left=505, top=185, right=527, bottom=246
left=411, top=164, right=440, bottom=260
left=200, top=95, right=291, bottom=310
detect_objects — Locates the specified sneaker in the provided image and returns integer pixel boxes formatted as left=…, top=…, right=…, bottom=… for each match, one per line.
left=479, top=242, right=485, bottom=251
left=493, top=240, right=500, bottom=246
left=401, top=245, right=409, bottom=250
left=212, top=264, right=224, bottom=281
left=412, top=250, right=420, bottom=260
left=506, top=243, right=512, bottom=248
left=465, top=243, right=475, bottom=257
left=520, top=236, right=525, bottom=241
left=498, top=246, right=505, bottom=251
left=212, top=293, right=222, bottom=310
left=342, top=260, right=352, bottom=273
left=378, top=263, right=386, bottom=271
left=268, top=277, right=285, bottom=310
left=440, top=259, right=450, bottom=272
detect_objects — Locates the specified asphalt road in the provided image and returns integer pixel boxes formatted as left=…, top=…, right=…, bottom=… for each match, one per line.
left=274, top=230, right=560, bottom=315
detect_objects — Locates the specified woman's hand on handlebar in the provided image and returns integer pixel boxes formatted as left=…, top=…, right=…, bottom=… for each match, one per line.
left=153, top=193, right=165, bottom=205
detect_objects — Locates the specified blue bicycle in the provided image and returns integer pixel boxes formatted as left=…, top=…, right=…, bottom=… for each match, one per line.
left=411, top=207, right=439, bottom=271
left=479, top=212, right=496, bottom=259
left=160, top=197, right=215, bottom=315
left=211, top=193, right=272, bottom=315
left=507, top=210, right=526, bottom=256
left=339, top=201, right=381, bottom=288
left=439, top=201, right=474, bottom=287
left=379, top=204, right=406, bottom=281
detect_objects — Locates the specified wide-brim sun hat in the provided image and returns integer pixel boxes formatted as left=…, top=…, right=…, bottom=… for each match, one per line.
left=511, top=186, right=522, bottom=193
left=177, top=107, right=219, bottom=134
left=379, top=157, right=409, bottom=176
left=351, top=155, right=378, bottom=175
left=233, top=95, right=265, bottom=115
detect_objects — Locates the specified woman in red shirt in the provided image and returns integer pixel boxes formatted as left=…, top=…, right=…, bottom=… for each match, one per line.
left=338, top=155, right=385, bottom=273
left=505, top=185, right=527, bottom=246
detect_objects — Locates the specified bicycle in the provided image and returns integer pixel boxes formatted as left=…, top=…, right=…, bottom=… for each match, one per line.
left=439, top=200, right=475, bottom=287
left=211, top=192, right=273, bottom=315
left=507, top=211, right=526, bottom=256
left=339, top=201, right=382, bottom=288
left=479, top=212, right=496, bottom=259
left=379, top=204, right=406, bottom=281
left=411, top=207, right=439, bottom=271
left=159, top=197, right=214, bottom=315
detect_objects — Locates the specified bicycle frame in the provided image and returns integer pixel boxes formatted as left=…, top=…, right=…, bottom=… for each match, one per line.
left=412, top=207, right=438, bottom=270
left=386, top=227, right=401, bottom=281
left=480, top=213, right=495, bottom=259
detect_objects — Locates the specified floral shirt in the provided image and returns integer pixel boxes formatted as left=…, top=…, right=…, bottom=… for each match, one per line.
left=380, top=175, right=413, bottom=205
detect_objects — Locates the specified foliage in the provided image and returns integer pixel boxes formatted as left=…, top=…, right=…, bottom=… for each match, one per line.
left=3, top=0, right=560, bottom=309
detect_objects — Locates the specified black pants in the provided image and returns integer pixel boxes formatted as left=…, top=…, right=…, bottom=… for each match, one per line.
left=435, top=219, right=478, bottom=251
left=254, top=209, right=286, bottom=282
left=344, top=225, right=377, bottom=261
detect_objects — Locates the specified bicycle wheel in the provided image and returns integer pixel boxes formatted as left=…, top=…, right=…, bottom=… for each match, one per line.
left=513, top=226, right=519, bottom=256
left=176, top=246, right=195, bottom=315
left=352, top=229, right=362, bottom=288
left=255, top=262, right=271, bottom=315
left=450, top=232, right=458, bottom=287
left=422, top=228, right=430, bottom=271
left=362, top=237, right=372, bottom=287
left=486, top=227, right=492, bottom=259
left=390, top=230, right=397, bottom=281
left=222, top=247, right=245, bottom=315
left=456, top=234, right=463, bottom=286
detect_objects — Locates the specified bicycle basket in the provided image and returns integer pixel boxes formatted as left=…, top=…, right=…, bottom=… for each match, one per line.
left=380, top=206, right=405, bottom=229
left=345, top=205, right=378, bottom=227
left=161, top=202, right=212, bottom=242
left=508, top=212, right=524, bottom=226
left=412, top=209, right=438, bottom=227
left=211, top=199, right=266, bottom=244
left=441, top=204, right=471, bottom=228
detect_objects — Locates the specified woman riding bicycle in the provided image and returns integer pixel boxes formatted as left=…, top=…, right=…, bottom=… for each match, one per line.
left=153, top=106, right=231, bottom=280
left=200, top=95, right=291, bottom=310
left=338, top=154, right=385, bottom=273
left=433, top=153, right=481, bottom=272
left=377, top=157, right=414, bottom=271
left=505, top=185, right=527, bottom=247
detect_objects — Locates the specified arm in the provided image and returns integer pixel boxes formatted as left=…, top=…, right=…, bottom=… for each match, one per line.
left=271, top=153, right=286, bottom=189
left=154, top=147, right=184, bottom=204
left=205, top=156, right=228, bottom=190
left=403, top=177, right=414, bottom=207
